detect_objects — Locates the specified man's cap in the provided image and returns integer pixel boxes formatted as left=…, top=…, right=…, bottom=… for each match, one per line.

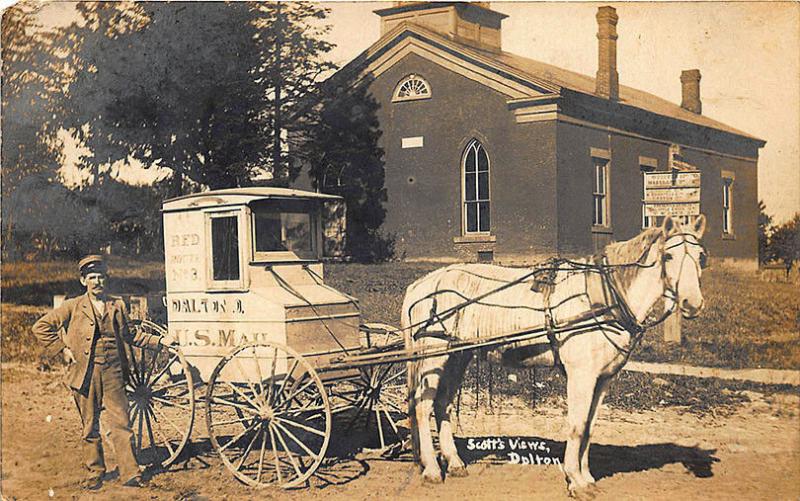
left=78, top=255, right=107, bottom=275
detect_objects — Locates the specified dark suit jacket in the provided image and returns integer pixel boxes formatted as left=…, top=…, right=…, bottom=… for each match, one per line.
left=32, top=293, right=161, bottom=391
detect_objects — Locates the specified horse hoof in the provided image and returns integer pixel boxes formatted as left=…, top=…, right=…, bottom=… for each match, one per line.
left=447, top=466, right=469, bottom=478
left=568, top=485, right=597, bottom=500
left=421, top=470, right=443, bottom=484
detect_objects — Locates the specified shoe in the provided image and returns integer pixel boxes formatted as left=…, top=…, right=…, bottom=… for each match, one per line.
left=79, top=474, right=104, bottom=490
left=121, top=474, right=145, bottom=488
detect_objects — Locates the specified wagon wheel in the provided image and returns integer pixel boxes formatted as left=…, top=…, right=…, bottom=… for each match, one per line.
left=330, top=362, right=408, bottom=452
left=125, top=320, right=195, bottom=469
left=205, top=342, right=332, bottom=489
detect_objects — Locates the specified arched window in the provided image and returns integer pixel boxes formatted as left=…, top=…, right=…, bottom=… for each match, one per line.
left=462, top=140, right=490, bottom=234
left=393, top=74, right=431, bottom=102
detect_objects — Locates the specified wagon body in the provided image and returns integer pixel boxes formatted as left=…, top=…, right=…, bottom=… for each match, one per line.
left=161, top=188, right=361, bottom=382
left=125, top=187, right=407, bottom=489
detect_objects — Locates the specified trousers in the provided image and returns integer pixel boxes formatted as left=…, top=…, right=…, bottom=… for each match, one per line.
left=72, top=338, right=139, bottom=481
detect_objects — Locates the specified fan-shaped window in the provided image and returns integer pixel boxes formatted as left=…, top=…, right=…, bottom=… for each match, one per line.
left=462, top=140, right=490, bottom=234
left=393, top=74, right=431, bottom=102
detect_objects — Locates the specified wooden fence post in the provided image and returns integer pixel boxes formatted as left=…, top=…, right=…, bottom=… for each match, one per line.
left=663, top=305, right=682, bottom=344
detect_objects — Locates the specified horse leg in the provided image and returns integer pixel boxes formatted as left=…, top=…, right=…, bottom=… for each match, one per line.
left=414, top=355, right=446, bottom=483
left=434, top=353, right=472, bottom=478
left=564, top=368, right=596, bottom=494
left=579, top=376, right=612, bottom=486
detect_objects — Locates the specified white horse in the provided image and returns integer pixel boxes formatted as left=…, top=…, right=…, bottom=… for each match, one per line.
left=402, top=216, right=707, bottom=495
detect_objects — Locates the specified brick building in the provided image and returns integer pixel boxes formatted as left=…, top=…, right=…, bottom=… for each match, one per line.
left=328, top=3, right=765, bottom=267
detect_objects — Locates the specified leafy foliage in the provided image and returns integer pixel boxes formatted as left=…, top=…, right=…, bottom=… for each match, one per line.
left=765, top=214, right=800, bottom=274
left=307, top=79, right=394, bottom=262
left=61, top=2, right=335, bottom=192
left=758, top=200, right=772, bottom=265
left=3, top=2, right=338, bottom=259
left=1, top=1, right=69, bottom=259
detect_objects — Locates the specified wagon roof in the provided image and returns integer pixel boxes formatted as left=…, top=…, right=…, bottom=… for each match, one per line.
left=163, top=187, right=341, bottom=211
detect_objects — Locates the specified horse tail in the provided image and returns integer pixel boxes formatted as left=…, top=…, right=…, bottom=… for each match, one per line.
left=402, top=296, right=421, bottom=464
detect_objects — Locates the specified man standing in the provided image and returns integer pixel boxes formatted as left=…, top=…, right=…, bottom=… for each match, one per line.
left=32, top=255, right=173, bottom=489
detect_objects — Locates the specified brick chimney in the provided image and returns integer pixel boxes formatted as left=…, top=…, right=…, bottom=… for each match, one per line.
left=595, top=6, right=619, bottom=100
left=680, top=69, right=702, bottom=114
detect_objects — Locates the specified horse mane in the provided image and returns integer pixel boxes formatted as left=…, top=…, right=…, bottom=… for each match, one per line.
left=602, top=228, right=664, bottom=290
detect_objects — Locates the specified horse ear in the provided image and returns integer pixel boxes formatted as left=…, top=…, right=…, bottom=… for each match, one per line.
left=662, top=216, right=678, bottom=237
left=693, top=214, right=707, bottom=237
left=646, top=227, right=665, bottom=245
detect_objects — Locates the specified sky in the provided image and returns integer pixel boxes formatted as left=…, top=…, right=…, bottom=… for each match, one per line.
left=27, top=1, right=800, bottom=223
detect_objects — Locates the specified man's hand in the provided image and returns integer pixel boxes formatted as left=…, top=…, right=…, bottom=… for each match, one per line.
left=158, top=333, right=178, bottom=348
left=63, top=347, right=76, bottom=365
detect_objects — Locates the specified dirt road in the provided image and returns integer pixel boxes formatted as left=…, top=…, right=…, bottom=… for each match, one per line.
left=2, top=363, right=798, bottom=500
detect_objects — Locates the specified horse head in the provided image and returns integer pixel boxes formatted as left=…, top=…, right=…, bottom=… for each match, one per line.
left=660, top=215, right=707, bottom=318
left=603, top=215, right=707, bottom=324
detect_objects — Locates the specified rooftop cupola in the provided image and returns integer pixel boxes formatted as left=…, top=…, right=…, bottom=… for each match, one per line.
left=374, top=2, right=508, bottom=52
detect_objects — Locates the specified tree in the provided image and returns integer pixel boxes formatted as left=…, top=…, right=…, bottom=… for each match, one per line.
left=61, top=2, right=336, bottom=194
left=1, top=1, right=68, bottom=258
left=766, top=214, right=800, bottom=277
left=758, top=200, right=772, bottom=264
left=2, top=2, right=159, bottom=260
left=250, top=2, right=337, bottom=184
left=306, top=78, right=394, bottom=262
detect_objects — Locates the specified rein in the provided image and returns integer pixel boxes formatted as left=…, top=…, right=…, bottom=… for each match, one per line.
left=598, top=232, right=706, bottom=336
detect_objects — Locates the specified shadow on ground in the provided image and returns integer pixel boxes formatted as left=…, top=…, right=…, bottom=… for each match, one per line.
left=456, top=436, right=719, bottom=480
left=143, top=416, right=410, bottom=489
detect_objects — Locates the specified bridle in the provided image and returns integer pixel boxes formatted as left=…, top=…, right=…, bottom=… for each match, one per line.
left=660, top=232, right=707, bottom=313
left=600, top=231, right=707, bottom=335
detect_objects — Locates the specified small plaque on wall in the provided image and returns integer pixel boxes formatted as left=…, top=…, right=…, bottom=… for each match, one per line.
left=401, top=136, right=424, bottom=149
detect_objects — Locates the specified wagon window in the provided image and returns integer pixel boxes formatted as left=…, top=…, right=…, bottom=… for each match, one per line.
left=252, top=201, right=316, bottom=261
left=211, top=216, right=240, bottom=281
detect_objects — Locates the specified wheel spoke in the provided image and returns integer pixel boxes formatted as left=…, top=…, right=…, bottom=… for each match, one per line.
left=382, top=409, right=400, bottom=435
left=266, top=346, right=278, bottom=405
left=252, top=346, right=267, bottom=406
left=234, top=422, right=262, bottom=471
left=214, top=415, right=256, bottom=427
left=273, top=421, right=318, bottom=459
left=382, top=369, right=406, bottom=385
left=151, top=404, right=188, bottom=439
left=272, top=423, right=304, bottom=481
left=136, top=404, right=145, bottom=452
left=218, top=420, right=261, bottom=452
left=274, top=416, right=326, bottom=437
left=128, top=347, right=142, bottom=385
left=269, top=425, right=284, bottom=485
left=209, top=395, right=261, bottom=416
left=147, top=407, right=177, bottom=457
left=256, top=427, right=267, bottom=484
left=274, top=358, right=300, bottom=404
left=143, top=344, right=164, bottom=385
left=150, top=354, right=179, bottom=387
left=144, top=404, right=157, bottom=449
left=225, top=381, right=261, bottom=411
left=275, top=377, right=315, bottom=410
left=375, top=408, right=385, bottom=448
left=139, top=347, right=149, bottom=386
left=235, top=357, right=262, bottom=407
left=151, top=395, right=192, bottom=411
left=152, top=379, right=189, bottom=393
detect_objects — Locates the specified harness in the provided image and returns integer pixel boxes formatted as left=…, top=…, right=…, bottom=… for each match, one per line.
left=410, top=231, right=707, bottom=374
left=544, top=232, right=706, bottom=371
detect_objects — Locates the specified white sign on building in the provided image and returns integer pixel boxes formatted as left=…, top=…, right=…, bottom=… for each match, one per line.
left=644, top=170, right=701, bottom=217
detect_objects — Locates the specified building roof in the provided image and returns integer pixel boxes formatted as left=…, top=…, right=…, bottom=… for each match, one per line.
left=347, top=22, right=764, bottom=143
left=163, top=187, right=341, bottom=212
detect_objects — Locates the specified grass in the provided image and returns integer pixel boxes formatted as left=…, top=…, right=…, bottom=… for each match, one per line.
left=2, top=260, right=798, bottom=370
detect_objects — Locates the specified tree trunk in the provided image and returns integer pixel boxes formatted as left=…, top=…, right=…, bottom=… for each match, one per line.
left=272, top=3, right=283, bottom=182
